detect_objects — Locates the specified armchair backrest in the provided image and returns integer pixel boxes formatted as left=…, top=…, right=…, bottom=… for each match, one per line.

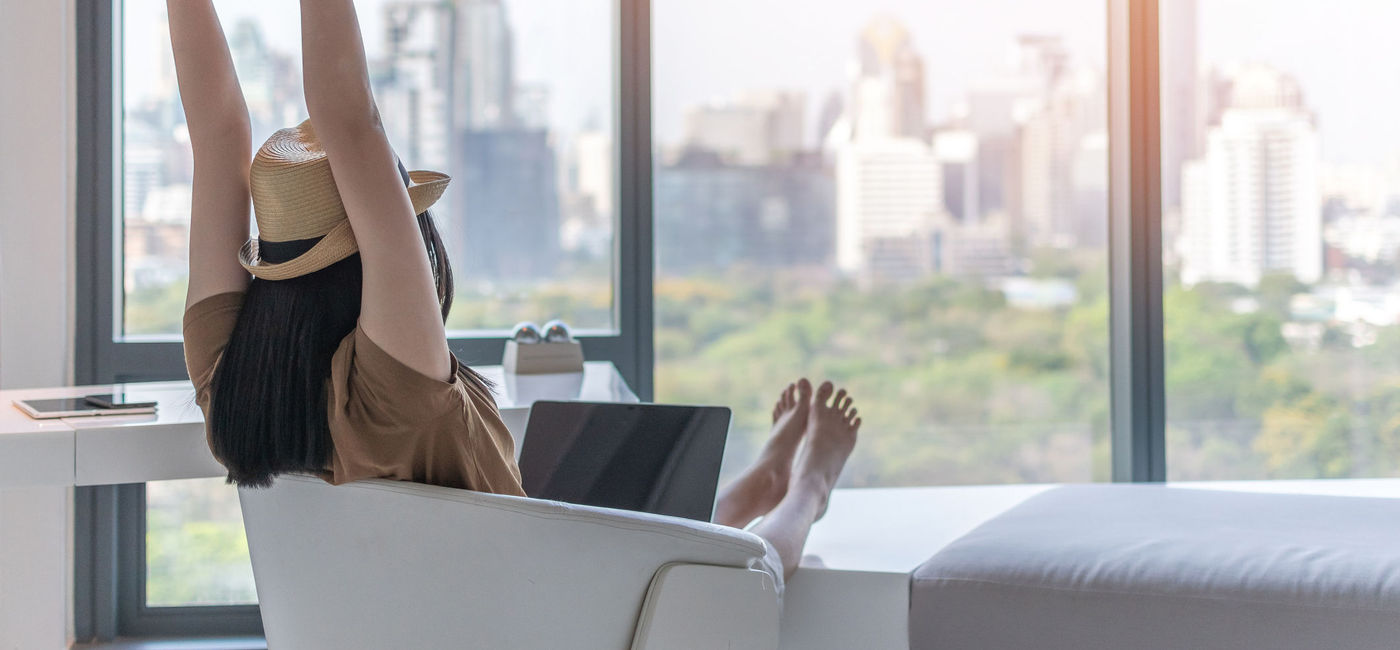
left=239, top=475, right=774, bottom=649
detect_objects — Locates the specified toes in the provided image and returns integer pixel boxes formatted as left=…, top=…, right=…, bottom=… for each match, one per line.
left=847, top=408, right=858, bottom=424
left=833, top=389, right=847, bottom=411
left=797, top=378, right=813, bottom=408
left=814, top=381, right=835, bottom=407
left=852, top=417, right=862, bottom=430
left=839, top=395, right=853, bottom=413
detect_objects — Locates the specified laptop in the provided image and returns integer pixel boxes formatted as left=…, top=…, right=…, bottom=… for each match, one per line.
left=518, top=401, right=731, bottom=522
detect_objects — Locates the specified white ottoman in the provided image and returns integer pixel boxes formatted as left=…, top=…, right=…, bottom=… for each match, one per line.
left=910, top=485, right=1400, bottom=650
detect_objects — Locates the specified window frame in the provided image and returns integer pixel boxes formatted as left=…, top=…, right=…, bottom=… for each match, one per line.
left=74, top=0, right=1168, bottom=642
left=74, top=0, right=653, bottom=640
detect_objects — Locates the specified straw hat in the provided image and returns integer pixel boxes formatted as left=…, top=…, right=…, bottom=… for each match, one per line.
left=238, top=120, right=450, bottom=280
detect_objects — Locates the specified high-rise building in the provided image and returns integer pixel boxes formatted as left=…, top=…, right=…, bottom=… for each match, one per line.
left=929, top=214, right=1019, bottom=277
left=834, top=17, right=949, bottom=280
left=851, top=17, right=926, bottom=140
left=1018, top=64, right=1106, bottom=249
left=379, top=0, right=520, bottom=162
left=380, top=1, right=456, bottom=171
left=1178, top=64, right=1322, bottom=287
left=963, top=35, right=1069, bottom=227
left=836, top=137, right=944, bottom=278
left=681, top=91, right=806, bottom=165
left=559, top=130, right=613, bottom=258
left=655, top=152, right=834, bottom=273
left=223, top=19, right=305, bottom=145
left=378, top=0, right=567, bottom=283
left=572, top=130, right=613, bottom=219
left=453, top=0, right=516, bottom=129
left=933, top=129, right=979, bottom=224
left=456, top=129, right=561, bottom=279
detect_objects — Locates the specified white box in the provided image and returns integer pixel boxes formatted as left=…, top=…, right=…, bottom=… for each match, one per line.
left=502, top=340, right=585, bottom=375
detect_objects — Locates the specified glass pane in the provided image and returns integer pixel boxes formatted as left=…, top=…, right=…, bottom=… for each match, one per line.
left=146, top=478, right=256, bottom=607
left=121, top=0, right=616, bottom=338
left=654, top=2, right=1110, bottom=487
left=1163, top=1, right=1400, bottom=480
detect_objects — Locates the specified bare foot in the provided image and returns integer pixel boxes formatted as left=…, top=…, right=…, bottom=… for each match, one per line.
left=768, top=378, right=813, bottom=463
left=713, top=379, right=813, bottom=528
left=789, top=381, right=860, bottom=521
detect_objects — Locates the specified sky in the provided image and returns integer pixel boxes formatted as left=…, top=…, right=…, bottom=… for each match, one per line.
left=125, top=0, right=1400, bottom=164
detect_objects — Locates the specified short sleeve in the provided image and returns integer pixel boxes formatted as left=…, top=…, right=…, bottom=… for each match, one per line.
left=341, top=326, right=465, bottom=422
left=182, top=292, right=246, bottom=408
left=327, top=327, right=524, bottom=495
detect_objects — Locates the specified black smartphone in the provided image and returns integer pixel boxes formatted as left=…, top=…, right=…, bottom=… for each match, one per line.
left=83, top=393, right=159, bottom=410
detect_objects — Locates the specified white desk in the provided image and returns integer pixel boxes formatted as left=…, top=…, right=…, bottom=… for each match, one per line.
left=0, top=362, right=636, bottom=489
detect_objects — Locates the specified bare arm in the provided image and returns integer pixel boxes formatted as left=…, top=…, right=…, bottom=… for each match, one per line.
left=299, top=0, right=452, bottom=381
left=167, top=0, right=252, bottom=308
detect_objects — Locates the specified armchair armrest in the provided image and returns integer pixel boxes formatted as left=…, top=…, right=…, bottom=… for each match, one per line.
left=632, top=564, right=781, bottom=650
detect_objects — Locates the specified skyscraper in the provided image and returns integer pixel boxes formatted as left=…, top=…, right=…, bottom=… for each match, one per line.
left=963, top=35, right=1069, bottom=228
left=452, top=0, right=516, bottom=129
left=379, top=0, right=520, bottom=163
left=1018, top=63, right=1106, bottom=249
left=933, top=129, right=979, bottom=224
left=380, top=1, right=456, bottom=171
left=378, top=0, right=565, bottom=281
left=851, top=17, right=926, bottom=140
left=834, top=17, right=946, bottom=280
left=458, top=129, right=561, bottom=279
left=681, top=91, right=806, bottom=165
left=656, top=151, right=834, bottom=273
left=836, top=137, right=943, bottom=278
left=1178, top=64, right=1322, bottom=287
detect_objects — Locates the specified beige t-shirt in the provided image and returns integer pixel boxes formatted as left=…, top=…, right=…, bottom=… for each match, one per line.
left=182, top=292, right=524, bottom=496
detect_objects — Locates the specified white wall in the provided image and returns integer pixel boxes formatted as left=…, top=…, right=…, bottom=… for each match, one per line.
left=0, top=0, right=77, bottom=647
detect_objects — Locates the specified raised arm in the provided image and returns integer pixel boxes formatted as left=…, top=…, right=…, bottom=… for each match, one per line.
left=167, top=0, right=253, bottom=308
left=299, top=0, right=452, bottom=381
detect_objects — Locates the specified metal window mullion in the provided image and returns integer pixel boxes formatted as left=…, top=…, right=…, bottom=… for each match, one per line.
left=617, top=0, right=655, bottom=401
left=1108, top=0, right=1166, bottom=482
left=74, top=0, right=124, bottom=642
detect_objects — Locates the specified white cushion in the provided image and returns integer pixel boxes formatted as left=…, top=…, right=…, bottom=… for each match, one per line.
left=911, top=485, right=1400, bottom=650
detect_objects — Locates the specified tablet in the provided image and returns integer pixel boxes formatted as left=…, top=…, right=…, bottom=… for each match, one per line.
left=519, top=401, right=731, bottom=522
left=14, top=395, right=158, bottom=420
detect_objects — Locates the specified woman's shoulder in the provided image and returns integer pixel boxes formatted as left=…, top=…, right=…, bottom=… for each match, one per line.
left=329, top=326, right=473, bottom=420
left=183, top=291, right=247, bottom=400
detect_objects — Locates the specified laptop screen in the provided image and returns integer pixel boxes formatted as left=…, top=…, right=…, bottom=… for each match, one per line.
left=519, top=401, right=731, bottom=522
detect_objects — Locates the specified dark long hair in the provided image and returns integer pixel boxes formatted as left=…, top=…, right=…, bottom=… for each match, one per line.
left=209, top=163, right=466, bottom=487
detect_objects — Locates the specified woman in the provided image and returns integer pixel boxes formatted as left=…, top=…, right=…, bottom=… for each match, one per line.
left=172, top=0, right=858, bottom=589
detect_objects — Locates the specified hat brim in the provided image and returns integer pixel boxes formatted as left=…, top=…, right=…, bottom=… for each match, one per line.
left=407, top=170, right=450, bottom=215
left=240, top=169, right=451, bottom=280
left=239, top=220, right=359, bottom=281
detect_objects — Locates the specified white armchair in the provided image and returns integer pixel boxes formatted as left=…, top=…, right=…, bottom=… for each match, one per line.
left=239, top=475, right=781, bottom=650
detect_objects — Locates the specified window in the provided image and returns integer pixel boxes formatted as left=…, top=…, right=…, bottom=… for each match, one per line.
left=80, top=0, right=1363, bottom=641
left=121, top=0, right=617, bottom=337
left=653, top=0, right=1112, bottom=486
left=144, top=478, right=257, bottom=607
left=80, top=0, right=642, bottom=639
left=1162, top=0, right=1400, bottom=480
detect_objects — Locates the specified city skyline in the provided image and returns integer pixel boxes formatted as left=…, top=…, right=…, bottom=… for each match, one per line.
left=112, top=0, right=1400, bottom=504
left=122, top=2, right=1400, bottom=308
left=124, top=0, right=1400, bottom=166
